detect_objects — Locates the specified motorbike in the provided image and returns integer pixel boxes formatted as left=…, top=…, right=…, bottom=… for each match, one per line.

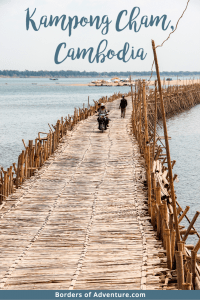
left=97, top=113, right=109, bottom=132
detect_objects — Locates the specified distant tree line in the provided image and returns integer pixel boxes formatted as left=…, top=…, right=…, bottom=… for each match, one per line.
left=0, top=70, right=200, bottom=78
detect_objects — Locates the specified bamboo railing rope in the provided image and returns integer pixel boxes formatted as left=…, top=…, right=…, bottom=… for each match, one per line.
left=131, top=73, right=200, bottom=289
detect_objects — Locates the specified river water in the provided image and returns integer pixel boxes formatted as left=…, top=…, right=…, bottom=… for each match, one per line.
left=0, top=76, right=199, bottom=243
left=158, top=105, right=200, bottom=244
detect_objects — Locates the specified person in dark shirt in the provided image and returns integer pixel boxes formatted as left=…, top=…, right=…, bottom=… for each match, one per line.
left=119, top=95, right=128, bottom=118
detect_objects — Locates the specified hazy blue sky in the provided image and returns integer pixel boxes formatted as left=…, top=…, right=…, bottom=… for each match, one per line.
left=0, top=0, right=199, bottom=72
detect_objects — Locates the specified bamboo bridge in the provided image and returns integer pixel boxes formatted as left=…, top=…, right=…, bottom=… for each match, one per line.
left=0, top=93, right=175, bottom=290
left=1, top=47, right=200, bottom=291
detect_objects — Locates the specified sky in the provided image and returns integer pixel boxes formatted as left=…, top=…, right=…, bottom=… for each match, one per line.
left=0, top=0, right=199, bottom=72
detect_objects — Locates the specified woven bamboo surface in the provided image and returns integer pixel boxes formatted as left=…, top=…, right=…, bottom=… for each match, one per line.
left=0, top=98, right=175, bottom=290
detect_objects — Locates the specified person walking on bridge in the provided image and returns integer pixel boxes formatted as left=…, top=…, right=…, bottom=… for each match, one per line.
left=119, top=95, right=128, bottom=118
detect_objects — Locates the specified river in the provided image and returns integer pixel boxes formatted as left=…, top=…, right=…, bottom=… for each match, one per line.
left=158, top=104, right=200, bottom=244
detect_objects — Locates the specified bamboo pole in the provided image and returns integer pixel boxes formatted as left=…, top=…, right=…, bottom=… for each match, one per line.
left=151, top=173, right=156, bottom=228
left=193, top=238, right=200, bottom=252
left=6, top=170, right=9, bottom=196
left=10, top=167, right=13, bottom=194
left=182, top=211, right=200, bottom=242
left=0, top=171, right=3, bottom=204
left=186, top=271, right=192, bottom=285
left=152, top=39, right=180, bottom=244
left=175, top=251, right=184, bottom=289
left=156, top=185, right=161, bottom=237
left=166, top=228, right=172, bottom=269
left=134, top=81, right=137, bottom=134
left=171, top=229, right=176, bottom=265
left=147, top=145, right=151, bottom=216
left=169, top=213, right=173, bottom=233
left=139, top=86, right=142, bottom=149
left=153, top=80, right=157, bottom=158
left=16, top=155, right=21, bottom=186
left=191, top=250, right=197, bottom=289
left=25, top=148, right=28, bottom=178
left=29, top=140, right=34, bottom=177
left=179, top=206, right=190, bottom=223
left=143, top=80, right=149, bottom=148
left=20, top=150, right=25, bottom=184
left=163, top=200, right=169, bottom=224
left=61, top=117, right=64, bottom=136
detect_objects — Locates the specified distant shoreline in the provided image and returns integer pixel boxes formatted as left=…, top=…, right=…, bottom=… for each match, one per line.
left=1, top=70, right=200, bottom=79
left=0, top=76, right=199, bottom=86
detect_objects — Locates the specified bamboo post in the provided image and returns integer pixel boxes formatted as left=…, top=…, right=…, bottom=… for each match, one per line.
left=49, top=132, right=52, bottom=156
left=16, top=155, right=21, bottom=186
left=156, top=185, right=161, bottom=237
left=44, top=141, right=47, bottom=161
left=178, top=241, right=185, bottom=253
left=193, top=238, right=200, bottom=252
left=138, top=86, right=142, bottom=148
left=136, top=86, right=139, bottom=141
left=134, top=82, right=136, bottom=133
left=175, top=251, right=184, bottom=289
left=6, top=169, right=9, bottom=196
left=182, top=211, right=200, bottom=242
left=171, top=229, right=176, bottom=265
left=56, top=120, right=60, bottom=144
left=61, top=117, right=63, bottom=136
left=52, top=132, right=55, bottom=152
left=152, top=39, right=180, bottom=244
left=166, top=228, right=172, bottom=269
left=134, top=81, right=137, bottom=134
left=6, top=170, right=9, bottom=197
left=151, top=173, right=156, bottom=228
left=169, top=213, right=174, bottom=233
left=24, top=148, right=28, bottom=178
left=20, top=150, right=25, bottom=184
left=147, top=145, right=151, bottom=216
left=2, top=171, right=5, bottom=201
left=3, top=171, right=7, bottom=197
left=143, top=80, right=148, bottom=150
left=46, top=134, right=49, bottom=159
left=191, top=250, right=197, bottom=289
left=163, top=200, right=169, bottom=224
left=179, top=206, right=190, bottom=223
left=160, top=203, right=165, bottom=243
left=29, top=140, right=33, bottom=177
left=153, top=80, right=157, bottom=159
left=186, top=271, right=192, bottom=285
left=9, top=167, right=13, bottom=194
left=40, top=142, right=43, bottom=167
left=0, top=171, right=3, bottom=204
left=131, top=82, right=134, bottom=107
left=35, top=139, right=38, bottom=168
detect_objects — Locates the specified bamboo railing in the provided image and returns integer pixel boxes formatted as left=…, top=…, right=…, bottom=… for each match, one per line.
left=131, top=60, right=200, bottom=289
left=0, top=91, right=131, bottom=204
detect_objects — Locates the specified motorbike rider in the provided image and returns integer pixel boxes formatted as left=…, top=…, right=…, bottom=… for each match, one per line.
left=97, top=103, right=109, bottom=129
left=119, top=95, right=128, bottom=118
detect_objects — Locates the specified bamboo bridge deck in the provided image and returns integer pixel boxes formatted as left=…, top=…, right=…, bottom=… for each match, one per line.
left=0, top=98, right=174, bottom=290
